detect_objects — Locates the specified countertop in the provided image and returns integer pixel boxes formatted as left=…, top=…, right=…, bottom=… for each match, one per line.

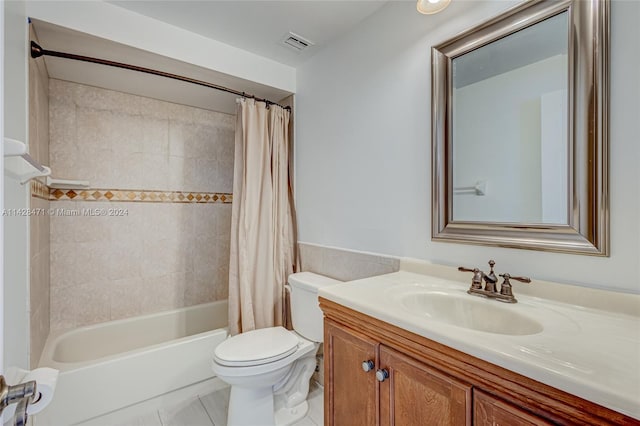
left=318, top=270, right=640, bottom=419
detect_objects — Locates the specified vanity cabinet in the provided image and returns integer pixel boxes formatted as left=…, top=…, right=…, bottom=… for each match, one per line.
left=324, top=321, right=377, bottom=426
left=474, top=390, right=553, bottom=426
left=379, top=346, right=471, bottom=425
left=321, top=298, right=639, bottom=426
left=324, top=322, right=471, bottom=426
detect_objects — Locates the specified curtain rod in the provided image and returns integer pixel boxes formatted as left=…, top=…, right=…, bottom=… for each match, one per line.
left=30, top=41, right=291, bottom=111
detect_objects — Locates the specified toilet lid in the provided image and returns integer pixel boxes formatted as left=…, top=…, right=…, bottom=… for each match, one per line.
left=214, top=326, right=299, bottom=367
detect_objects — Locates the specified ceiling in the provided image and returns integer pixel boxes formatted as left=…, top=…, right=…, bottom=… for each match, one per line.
left=32, top=19, right=294, bottom=114
left=107, top=1, right=390, bottom=67
left=31, top=1, right=391, bottom=114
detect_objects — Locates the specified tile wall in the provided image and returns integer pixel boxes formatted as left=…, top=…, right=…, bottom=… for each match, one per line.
left=48, top=80, right=234, bottom=331
left=29, top=27, right=51, bottom=367
left=298, top=242, right=400, bottom=281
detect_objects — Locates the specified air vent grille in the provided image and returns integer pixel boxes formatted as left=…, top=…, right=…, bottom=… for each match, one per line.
left=281, top=32, right=314, bottom=52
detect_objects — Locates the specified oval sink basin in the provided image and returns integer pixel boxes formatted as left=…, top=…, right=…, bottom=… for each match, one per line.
left=400, top=291, right=544, bottom=336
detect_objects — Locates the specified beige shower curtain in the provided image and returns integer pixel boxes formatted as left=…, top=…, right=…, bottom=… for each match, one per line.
left=228, top=99, right=296, bottom=335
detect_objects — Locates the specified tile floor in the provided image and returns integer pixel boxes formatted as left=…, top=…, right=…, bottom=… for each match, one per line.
left=114, top=384, right=323, bottom=426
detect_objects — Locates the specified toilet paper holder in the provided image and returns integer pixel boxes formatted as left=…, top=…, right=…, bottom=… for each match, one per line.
left=0, top=375, right=37, bottom=426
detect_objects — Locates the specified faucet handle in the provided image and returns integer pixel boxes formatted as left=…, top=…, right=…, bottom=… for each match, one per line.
left=458, top=266, right=483, bottom=289
left=498, top=273, right=531, bottom=302
left=500, top=273, right=531, bottom=284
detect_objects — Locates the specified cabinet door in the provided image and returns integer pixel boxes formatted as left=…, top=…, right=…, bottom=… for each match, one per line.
left=474, top=390, right=554, bottom=426
left=379, top=345, right=471, bottom=426
left=325, top=320, right=378, bottom=426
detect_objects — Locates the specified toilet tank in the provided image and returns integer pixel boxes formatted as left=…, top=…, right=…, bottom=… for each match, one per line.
left=288, top=272, right=341, bottom=342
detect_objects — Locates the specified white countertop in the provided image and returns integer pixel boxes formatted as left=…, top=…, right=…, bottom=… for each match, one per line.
left=318, top=270, right=640, bottom=419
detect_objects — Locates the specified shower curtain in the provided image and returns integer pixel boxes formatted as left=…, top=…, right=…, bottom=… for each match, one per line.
left=228, top=99, right=296, bottom=335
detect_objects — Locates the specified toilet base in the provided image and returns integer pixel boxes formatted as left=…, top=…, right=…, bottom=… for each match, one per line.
left=275, top=400, right=309, bottom=426
left=227, top=388, right=310, bottom=426
left=228, top=385, right=275, bottom=426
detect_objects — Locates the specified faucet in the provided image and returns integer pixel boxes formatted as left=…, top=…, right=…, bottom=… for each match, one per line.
left=482, top=259, right=498, bottom=292
left=0, top=376, right=37, bottom=426
left=458, top=260, right=531, bottom=303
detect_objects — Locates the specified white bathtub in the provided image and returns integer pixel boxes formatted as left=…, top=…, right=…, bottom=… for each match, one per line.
left=36, top=301, right=228, bottom=425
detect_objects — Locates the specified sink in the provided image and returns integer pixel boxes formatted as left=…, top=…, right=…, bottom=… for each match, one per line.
left=400, top=291, right=544, bottom=336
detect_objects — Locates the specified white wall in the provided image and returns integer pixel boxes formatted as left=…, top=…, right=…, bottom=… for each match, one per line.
left=296, top=0, right=640, bottom=293
left=3, top=0, right=30, bottom=371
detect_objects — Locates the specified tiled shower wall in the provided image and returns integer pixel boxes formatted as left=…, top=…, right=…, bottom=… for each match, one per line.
left=49, top=80, right=234, bottom=331
left=29, top=27, right=51, bottom=367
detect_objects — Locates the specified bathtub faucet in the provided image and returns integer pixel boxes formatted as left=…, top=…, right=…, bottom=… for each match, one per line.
left=0, top=375, right=38, bottom=426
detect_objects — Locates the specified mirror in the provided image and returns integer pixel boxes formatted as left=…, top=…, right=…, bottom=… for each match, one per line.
left=452, top=12, right=568, bottom=224
left=432, top=0, right=609, bottom=255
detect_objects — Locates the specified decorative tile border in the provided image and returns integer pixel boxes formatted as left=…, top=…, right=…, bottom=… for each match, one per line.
left=31, top=180, right=51, bottom=200
left=31, top=183, right=232, bottom=204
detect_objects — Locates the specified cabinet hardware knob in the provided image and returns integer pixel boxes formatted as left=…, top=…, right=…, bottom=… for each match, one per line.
left=375, top=369, right=389, bottom=382
left=361, top=360, right=375, bottom=372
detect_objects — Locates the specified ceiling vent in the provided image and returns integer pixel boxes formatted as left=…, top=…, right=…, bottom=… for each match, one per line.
left=281, top=32, right=314, bottom=52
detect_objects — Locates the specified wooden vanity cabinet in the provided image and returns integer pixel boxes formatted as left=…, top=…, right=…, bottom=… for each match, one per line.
left=379, top=346, right=471, bottom=426
left=474, top=390, right=554, bottom=426
left=325, top=320, right=471, bottom=426
left=321, top=298, right=640, bottom=426
left=324, top=321, right=378, bottom=426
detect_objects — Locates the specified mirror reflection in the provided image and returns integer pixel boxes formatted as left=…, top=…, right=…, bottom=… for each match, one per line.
left=451, top=12, right=568, bottom=224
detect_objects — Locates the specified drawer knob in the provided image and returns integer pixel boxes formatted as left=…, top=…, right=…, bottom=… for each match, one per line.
left=361, top=360, right=375, bottom=372
left=376, top=369, right=389, bottom=382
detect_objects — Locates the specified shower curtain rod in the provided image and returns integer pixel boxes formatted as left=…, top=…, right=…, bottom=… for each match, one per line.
left=30, top=41, right=291, bottom=110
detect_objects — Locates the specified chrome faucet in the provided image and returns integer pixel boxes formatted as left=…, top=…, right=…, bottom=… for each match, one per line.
left=458, top=260, right=531, bottom=303
left=0, top=376, right=37, bottom=426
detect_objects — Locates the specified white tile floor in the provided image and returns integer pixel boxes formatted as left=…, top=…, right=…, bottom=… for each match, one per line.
left=114, top=384, right=323, bottom=426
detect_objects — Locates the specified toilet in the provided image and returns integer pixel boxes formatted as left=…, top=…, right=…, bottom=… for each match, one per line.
left=212, top=272, right=341, bottom=426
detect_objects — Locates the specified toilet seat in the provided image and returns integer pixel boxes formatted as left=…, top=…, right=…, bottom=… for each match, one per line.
left=214, top=327, right=299, bottom=367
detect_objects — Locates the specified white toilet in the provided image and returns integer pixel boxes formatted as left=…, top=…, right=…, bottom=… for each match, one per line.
left=212, top=272, right=341, bottom=426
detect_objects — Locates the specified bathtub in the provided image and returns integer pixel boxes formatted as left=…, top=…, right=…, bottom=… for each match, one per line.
left=36, top=300, right=228, bottom=425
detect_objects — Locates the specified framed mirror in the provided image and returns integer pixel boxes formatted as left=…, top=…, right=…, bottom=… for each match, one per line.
left=431, top=0, right=609, bottom=255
